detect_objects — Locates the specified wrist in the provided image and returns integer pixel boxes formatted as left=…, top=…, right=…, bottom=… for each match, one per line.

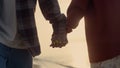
left=50, top=14, right=66, bottom=24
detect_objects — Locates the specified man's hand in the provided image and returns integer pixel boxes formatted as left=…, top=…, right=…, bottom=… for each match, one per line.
left=50, top=14, right=68, bottom=48
left=50, top=33, right=68, bottom=48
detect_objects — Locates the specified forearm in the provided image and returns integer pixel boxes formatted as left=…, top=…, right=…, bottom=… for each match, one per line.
left=38, top=0, right=63, bottom=21
left=67, top=0, right=89, bottom=29
left=67, top=6, right=84, bottom=29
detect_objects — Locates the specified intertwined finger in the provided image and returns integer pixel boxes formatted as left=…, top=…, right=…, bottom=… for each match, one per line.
left=50, top=38, right=68, bottom=48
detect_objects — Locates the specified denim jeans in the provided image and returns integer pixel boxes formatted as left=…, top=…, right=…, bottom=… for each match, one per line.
left=0, top=43, right=32, bottom=68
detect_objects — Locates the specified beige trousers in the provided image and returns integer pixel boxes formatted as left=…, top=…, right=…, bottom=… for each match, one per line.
left=91, top=55, right=120, bottom=68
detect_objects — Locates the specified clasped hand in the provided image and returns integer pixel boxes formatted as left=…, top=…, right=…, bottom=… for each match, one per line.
left=50, top=14, right=68, bottom=48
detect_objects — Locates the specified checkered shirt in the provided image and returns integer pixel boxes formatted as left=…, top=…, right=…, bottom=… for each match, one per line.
left=16, top=0, right=40, bottom=56
left=16, top=0, right=61, bottom=56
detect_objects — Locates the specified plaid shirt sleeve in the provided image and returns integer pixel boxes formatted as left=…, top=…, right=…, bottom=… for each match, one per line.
left=16, top=0, right=40, bottom=56
left=16, top=0, right=63, bottom=56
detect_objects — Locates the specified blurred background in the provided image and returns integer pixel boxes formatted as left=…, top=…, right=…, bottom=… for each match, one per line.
left=34, top=0, right=90, bottom=68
